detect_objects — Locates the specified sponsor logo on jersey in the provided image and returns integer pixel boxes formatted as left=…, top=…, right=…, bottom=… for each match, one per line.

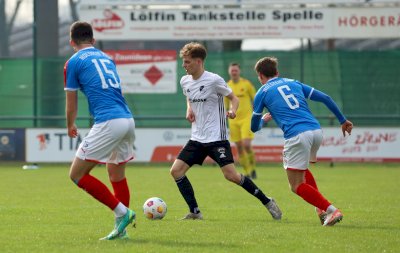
left=189, top=98, right=207, bottom=103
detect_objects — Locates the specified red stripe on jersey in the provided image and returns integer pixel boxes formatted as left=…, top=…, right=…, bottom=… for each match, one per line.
left=63, top=60, right=69, bottom=88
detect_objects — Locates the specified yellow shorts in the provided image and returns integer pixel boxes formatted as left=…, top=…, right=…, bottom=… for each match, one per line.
left=228, top=117, right=254, bottom=143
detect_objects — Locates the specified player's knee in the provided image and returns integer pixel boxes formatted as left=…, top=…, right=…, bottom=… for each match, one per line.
left=289, top=183, right=300, bottom=193
left=69, top=171, right=80, bottom=185
left=223, top=171, right=240, bottom=184
left=170, top=167, right=182, bottom=179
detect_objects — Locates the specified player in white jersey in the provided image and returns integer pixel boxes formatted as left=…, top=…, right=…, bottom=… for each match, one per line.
left=170, top=42, right=282, bottom=220
left=64, top=22, right=135, bottom=240
left=250, top=56, right=353, bottom=226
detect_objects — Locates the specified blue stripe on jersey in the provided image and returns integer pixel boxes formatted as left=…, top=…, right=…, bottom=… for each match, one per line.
left=64, top=47, right=132, bottom=123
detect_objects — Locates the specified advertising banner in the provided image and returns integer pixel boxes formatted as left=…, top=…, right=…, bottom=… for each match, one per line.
left=26, top=127, right=400, bottom=163
left=78, top=0, right=382, bottom=5
left=79, top=7, right=400, bottom=40
left=105, top=50, right=177, bottom=93
left=0, top=129, right=25, bottom=161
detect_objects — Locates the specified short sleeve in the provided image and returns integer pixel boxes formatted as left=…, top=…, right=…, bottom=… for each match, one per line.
left=64, top=58, right=80, bottom=91
left=215, top=75, right=232, bottom=96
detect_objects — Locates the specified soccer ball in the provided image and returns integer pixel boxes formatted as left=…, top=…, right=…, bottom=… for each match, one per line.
left=143, top=197, right=167, bottom=220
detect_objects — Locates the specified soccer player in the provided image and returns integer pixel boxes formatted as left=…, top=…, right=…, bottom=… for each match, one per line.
left=170, top=42, right=282, bottom=220
left=64, top=21, right=136, bottom=240
left=250, top=57, right=353, bottom=226
left=225, top=63, right=258, bottom=179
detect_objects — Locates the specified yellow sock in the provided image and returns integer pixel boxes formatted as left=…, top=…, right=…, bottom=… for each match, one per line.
left=248, top=149, right=256, bottom=169
left=238, top=152, right=251, bottom=175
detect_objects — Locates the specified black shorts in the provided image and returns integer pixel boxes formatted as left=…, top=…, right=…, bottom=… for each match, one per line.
left=177, top=140, right=234, bottom=167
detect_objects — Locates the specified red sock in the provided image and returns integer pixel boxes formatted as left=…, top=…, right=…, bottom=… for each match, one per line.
left=296, top=183, right=330, bottom=211
left=77, top=174, right=119, bottom=210
left=111, top=178, right=130, bottom=207
left=305, top=169, right=318, bottom=190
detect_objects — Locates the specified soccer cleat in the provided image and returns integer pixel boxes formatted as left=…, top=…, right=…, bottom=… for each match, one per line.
left=323, top=209, right=343, bottom=226
left=99, top=209, right=136, bottom=240
left=316, top=208, right=327, bottom=225
left=100, top=229, right=120, bottom=241
left=265, top=199, right=282, bottom=220
left=180, top=212, right=203, bottom=220
left=117, top=229, right=129, bottom=240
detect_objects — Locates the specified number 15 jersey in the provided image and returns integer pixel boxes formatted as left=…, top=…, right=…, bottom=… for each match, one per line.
left=64, top=47, right=132, bottom=124
left=253, top=77, right=320, bottom=139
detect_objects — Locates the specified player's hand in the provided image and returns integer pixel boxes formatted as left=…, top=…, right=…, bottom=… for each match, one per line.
left=68, top=124, right=78, bottom=138
left=341, top=120, right=353, bottom=137
left=227, top=110, right=236, bottom=119
left=186, top=108, right=195, bottom=123
left=262, top=113, right=272, bottom=123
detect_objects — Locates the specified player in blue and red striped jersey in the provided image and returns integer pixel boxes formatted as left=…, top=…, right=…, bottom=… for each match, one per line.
left=251, top=56, right=353, bottom=226
left=64, top=21, right=135, bottom=240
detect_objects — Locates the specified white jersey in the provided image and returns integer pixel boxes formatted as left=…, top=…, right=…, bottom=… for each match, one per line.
left=181, top=71, right=232, bottom=143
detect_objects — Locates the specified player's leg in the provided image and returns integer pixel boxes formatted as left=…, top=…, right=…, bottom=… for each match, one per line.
left=69, top=120, right=125, bottom=212
left=236, top=140, right=252, bottom=176
left=105, top=162, right=135, bottom=240
left=220, top=164, right=281, bottom=220
left=109, top=163, right=130, bottom=207
left=70, top=157, right=120, bottom=211
left=170, top=140, right=205, bottom=219
left=209, top=141, right=282, bottom=220
left=104, top=118, right=137, bottom=239
left=241, top=118, right=256, bottom=179
left=107, top=119, right=135, bottom=209
left=285, top=130, right=342, bottom=226
left=243, top=138, right=256, bottom=179
left=231, top=122, right=251, bottom=176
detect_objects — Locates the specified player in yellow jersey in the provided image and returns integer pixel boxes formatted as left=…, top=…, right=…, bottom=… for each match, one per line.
left=225, top=63, right=257, bottom=179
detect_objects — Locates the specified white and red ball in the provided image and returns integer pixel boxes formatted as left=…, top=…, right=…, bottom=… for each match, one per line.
left=143, top=197, right=167, bottom=220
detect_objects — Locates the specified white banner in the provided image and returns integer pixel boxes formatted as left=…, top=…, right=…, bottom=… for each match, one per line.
left=79, top=7, right=400, bottom=39
left=26, top=127, right=400, bottom=163
left=105, top=50, right=177, bottom=93
left=78, top=0, right=392, bottom=5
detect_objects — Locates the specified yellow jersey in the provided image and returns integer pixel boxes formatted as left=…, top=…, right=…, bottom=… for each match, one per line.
left=225, top=77, right=256, bottom=120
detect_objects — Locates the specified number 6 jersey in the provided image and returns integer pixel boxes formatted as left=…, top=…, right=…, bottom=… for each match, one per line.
left=64, top=47, right=132, bottom=124
left=252, top=77, right=321, bottom=139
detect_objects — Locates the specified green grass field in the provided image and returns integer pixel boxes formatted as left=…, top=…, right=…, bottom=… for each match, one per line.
left=1, top=162, right=399, bottom=253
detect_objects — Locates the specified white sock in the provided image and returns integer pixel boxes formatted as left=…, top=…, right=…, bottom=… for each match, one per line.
left=326, top=205, right=337, bottom=214
left=113, top=202, right=127, bottom=218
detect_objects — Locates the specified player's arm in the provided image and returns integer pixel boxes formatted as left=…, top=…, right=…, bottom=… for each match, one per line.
left=306, top=86, right=353, bottom=136
left=65, top=90, right=78, bottom=138
left=251, top=92, right=265, bottom=132
left=226, top=92, right=239, bottom=119
left=186, top=98, right=195, bottom=123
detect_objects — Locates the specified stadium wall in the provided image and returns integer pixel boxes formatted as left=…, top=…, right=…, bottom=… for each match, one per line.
left=5, top=127, right=399, bottom=163
left=0, top=50, right=399, bottom=128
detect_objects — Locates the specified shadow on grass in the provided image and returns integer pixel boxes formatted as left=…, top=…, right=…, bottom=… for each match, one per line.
left=110, top=238, right=241, bottom=249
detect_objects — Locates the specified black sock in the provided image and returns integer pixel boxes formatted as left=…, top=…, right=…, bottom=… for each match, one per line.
left=175, top=175, right=200, bottom=214
left=239, top=174, right=271, bottom=205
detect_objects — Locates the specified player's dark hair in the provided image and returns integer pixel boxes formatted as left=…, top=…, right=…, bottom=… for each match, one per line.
left=254, top=57, right=278, bottom=78
left=179, top=42, right=207, bottom=60
left=229, top=62, right=240, bottom=68
left=70, top=21, right=94, bottom=45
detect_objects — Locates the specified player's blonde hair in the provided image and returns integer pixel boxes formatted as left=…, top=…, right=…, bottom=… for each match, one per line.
left=179, top=42, right=207, bottom=60
left=254, top=57, right=278, bottom=78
